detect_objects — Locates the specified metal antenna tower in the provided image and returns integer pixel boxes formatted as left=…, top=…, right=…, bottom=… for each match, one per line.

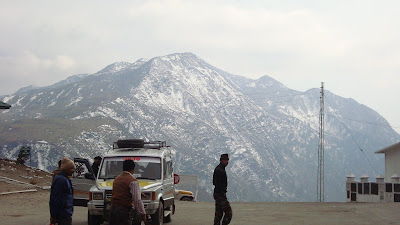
left=317, top=82, right=325, bottom=202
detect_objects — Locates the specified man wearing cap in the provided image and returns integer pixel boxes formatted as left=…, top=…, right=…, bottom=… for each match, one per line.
left=49, top=157, right=75, bottom=225
left=110, top=159, right=146, bottom=225
left=213, top=153, right=232, bottom=225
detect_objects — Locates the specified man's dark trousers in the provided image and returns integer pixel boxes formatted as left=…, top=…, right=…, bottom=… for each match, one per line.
left=110, top=205, right=142, bottom=225
left=57, top=217, right=72, bottom=225
left=110, top=205, right=134, bottom=225
left=214, top=192, right=232, bottom=225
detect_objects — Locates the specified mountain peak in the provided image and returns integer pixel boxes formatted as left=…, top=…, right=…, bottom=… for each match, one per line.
left=96, top=58, right=150, bottom=75
left=255, top=75, right=287, bottom=89
left=151, top=52, right=201, bottom=63
left=96, top=61, right=133, bottom=74
left=15, top=85, right=40, bottom=95
left=165, top=52, right=197, bottom=58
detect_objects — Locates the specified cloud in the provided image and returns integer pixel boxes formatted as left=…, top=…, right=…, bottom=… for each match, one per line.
left=0, top=51, right=78, bottom=94
left=126, top=1, right=338, bottom=52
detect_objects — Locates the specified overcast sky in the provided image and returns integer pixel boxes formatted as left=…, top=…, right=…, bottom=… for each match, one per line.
left=1, top=0, right=399, bottom=134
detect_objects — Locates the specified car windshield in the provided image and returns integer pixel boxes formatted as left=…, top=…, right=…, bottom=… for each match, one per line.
left=98, top=156, right=161, bottom=180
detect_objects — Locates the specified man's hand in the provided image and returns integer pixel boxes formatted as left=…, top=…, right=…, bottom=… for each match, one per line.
left=141, top=213, right=146, bottom=223
left=50, top=217, right=57, bottom=224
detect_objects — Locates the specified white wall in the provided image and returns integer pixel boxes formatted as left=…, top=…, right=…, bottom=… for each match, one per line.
left=358, top=194, right=380, bottom=202
left=385, top=149, right=400, bottom=181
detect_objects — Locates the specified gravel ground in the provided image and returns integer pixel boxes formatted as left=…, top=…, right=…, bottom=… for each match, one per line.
left=0, top=159, right=53, bottom=193
left=1, top=159, right=400, bottom=225
left=1, top=191, right=400, bottom=225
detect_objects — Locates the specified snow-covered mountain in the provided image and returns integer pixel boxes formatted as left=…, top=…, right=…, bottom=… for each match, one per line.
left=14, top=84, right=41, bottom=95
left=0, top=52, right=398, bottom=202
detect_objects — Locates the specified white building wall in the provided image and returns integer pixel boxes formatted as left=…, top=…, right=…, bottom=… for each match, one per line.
left=358, top=194, right=380, bottom=202
left=385, top=150, right=400, bottom=181
left=346, top=177, right=400, bottom=203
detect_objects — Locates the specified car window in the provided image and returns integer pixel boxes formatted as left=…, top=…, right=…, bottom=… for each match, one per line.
left=73, top=161, right=92, bottom=178
left=163, top=159, right=167, bottom=178
left=166, top=161, right=173, bottom=178
left=99, top=156, right=161, bottom=180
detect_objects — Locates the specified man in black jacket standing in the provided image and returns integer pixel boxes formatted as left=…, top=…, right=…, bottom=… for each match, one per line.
left=91, top=156, right=102, bottom=177
left=213, top=153, right=232, bottom=225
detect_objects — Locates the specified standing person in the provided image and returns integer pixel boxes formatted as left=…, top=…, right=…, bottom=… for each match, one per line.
left=110, top=159, right=146, bottom=225
left=213, top=153, right=232, bottom=225
left=91, top=156, right=102, bottom=177
left=49, top=157, right=75, bottom=225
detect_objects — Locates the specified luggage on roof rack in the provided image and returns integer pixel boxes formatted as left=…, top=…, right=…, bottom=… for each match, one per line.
left=114, top=139, right=144, bottom=149
left=113, top=139, right=169, bottom=150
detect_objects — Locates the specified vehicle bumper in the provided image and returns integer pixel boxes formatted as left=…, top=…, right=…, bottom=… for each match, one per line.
left=89, top=201, right=159, bottom=215
left=73, top=198, right=88, bottom=207
left=144, top=202, right=159, bottom=215
left=88, top=201, right=105, bottom=216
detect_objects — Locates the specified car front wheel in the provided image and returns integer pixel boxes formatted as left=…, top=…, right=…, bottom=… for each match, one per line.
left=152, top=201, right=164, bottom=225
left=88, top=211, right=102, bottom=225
left=180, top=196, right=193, bottom=201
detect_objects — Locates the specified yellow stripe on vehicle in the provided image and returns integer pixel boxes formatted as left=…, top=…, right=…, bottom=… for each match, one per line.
left=98, top=180, right=114, bottom=187
left=179, top=190, right=193, bottom=195
left=138, top=181, right=157, bottom=187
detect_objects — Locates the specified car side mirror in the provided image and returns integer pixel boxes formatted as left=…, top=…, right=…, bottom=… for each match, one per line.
left=84, top=172, right=95, bottom=180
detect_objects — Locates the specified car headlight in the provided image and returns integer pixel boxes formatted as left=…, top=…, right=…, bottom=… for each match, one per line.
left=141, top=192, right=155, bottom=201
left=93, top=192, right=104, bottom=200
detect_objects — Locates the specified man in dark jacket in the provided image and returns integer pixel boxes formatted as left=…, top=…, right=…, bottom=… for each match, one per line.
left=91, top=156, right=102, bottom=177
left=50, top=157, right=75, bottom=225
left=213, top=153, right=232, bottom=225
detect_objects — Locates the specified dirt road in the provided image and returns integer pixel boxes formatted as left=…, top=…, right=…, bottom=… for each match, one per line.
left=1, top=190, right=400, bottom=225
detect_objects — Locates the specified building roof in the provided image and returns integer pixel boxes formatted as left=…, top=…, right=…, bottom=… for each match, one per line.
left=375, top=142, right=400, bottom=154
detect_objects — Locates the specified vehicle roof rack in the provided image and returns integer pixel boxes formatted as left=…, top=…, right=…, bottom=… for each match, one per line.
left=113, top=139, right=169, bottom=150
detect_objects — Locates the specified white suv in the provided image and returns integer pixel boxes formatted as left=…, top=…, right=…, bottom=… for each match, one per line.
left=72, top=139, right=175, bottom=225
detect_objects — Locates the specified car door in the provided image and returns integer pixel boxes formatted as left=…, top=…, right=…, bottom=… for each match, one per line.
left=71, top=158, right=96, bottom=207
left=163, top=158, right=175, bottom=209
